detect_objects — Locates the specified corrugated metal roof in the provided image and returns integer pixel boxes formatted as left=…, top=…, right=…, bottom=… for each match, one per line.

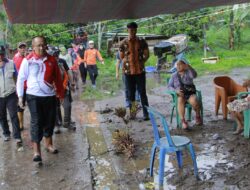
left=3, top=0, right=250, bottom=24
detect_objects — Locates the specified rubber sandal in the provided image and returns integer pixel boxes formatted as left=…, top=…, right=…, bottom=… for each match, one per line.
left=33, top=155, right=42, bottom=162
left=233, top=128, right=244, bottom=135
left=45, top=147, right=59, bottom=154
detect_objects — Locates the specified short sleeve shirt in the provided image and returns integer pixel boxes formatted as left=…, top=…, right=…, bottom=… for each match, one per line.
left=119, top=37, right=148, bottom=75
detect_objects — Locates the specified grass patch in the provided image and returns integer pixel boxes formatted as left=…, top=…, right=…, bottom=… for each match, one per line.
left=81, top=56, right=125, bottom=100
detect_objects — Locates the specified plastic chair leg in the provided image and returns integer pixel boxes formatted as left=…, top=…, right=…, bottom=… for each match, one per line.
left=150, top=144, right=157, bottom=177
left=159, top=149, right=166, bottom=186
left=176, top=107, right=181, bottom=128
left=187, top=107, right=192, bottom=121
left=176, top=151, right=183, bottom=168
left=188, top=143, right=198, bottom=179
left=170, top=106, right=175, bottom=123
left=243, top=110, right=250, bottom=138
left=200, top=104, right=204, bottom=124
left=215, top=91, right=221, bottom=116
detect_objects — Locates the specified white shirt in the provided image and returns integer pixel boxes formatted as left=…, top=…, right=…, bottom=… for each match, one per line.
left=16, top=56, right=55, bottom=97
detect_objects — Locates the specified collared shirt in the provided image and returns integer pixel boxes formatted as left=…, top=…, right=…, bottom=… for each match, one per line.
left=119, top=37, right=148, bottom=75
left=16, top=52, right=64, bottom=98
left=168, top=68, right=197, bottom=91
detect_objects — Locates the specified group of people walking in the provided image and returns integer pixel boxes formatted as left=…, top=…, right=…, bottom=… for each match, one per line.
left=0, top=33, right=105, bottom=163
left=0, top=22, right=152, bottom=163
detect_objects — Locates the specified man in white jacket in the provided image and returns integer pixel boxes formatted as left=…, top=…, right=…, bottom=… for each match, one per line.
left=17, top=36, right=64, bottom=163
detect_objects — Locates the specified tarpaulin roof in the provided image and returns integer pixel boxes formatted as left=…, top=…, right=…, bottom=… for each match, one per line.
left=3, top=0, right=250, bottom=24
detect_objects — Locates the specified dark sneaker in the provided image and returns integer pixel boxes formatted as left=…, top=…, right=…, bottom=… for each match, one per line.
left=54, top=126, right=61, bottom=134
left=68, top=124, right=76, bottom=131
left=143, top=116, right=150, bottom=121
left=70, top=121, right=76, bottom=126
left=63, top=123, right=76, bottom=131
left=63, top=123, right=69, bottom=128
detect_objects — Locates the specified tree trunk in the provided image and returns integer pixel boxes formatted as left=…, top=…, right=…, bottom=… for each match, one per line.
left=229, top=10, right=235, bottom=50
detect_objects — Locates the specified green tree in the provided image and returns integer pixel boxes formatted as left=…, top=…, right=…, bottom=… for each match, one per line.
left=8, top=24, right=73, bottom=47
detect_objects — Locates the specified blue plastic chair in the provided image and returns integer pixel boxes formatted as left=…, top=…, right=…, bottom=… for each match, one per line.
left=147, top=106, right=198, bottom=186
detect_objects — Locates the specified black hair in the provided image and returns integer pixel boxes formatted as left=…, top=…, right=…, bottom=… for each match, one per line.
left=127, top=22, right=138, bottom=29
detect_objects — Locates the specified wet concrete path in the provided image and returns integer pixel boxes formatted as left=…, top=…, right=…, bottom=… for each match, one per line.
left=0, top=91, right=92, bottom=190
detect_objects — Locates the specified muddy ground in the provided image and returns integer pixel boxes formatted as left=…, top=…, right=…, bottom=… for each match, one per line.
left=0, top=67, right=250, bottom=190
left=94, top=67, right=250, bottom=190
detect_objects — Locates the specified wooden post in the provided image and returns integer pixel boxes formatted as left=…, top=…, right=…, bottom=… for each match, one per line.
left=203, top=23, right=207, bottom=58
left=229, top=10, right=235, bottom=50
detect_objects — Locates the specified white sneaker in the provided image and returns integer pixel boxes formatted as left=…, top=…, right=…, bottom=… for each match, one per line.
left=4, top=136, right=10, bottom=142
left=16, top=139, right=24, bottom=151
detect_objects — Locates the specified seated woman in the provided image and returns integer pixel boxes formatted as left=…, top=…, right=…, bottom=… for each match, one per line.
left=168, top=59, right=201, bottom=129
left=227, top=79, right=250, bottom=135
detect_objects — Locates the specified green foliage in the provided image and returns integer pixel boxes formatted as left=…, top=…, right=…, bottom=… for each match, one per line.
left=8, top=24, right=72, bottom=47
left=186, top=26, right=250, bottom=75
left=81, top=57, right=122, bottom=100
left=137, top=9, right=211, bottom=42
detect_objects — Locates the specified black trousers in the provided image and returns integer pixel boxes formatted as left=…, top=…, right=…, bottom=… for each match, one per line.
left=124, top=72, right=149, bottom=117
left=79, top=63, right=88, bottom=84
left=0, top=92, right=21, bottom=139
left=26, top=95, right=56, bottom=143
left=55, top=98, right=62, bottom=126
left=87, top=65, right=98, bottom=85
left=17, top=90, right=26, bottom=112
left=62, top=90, right=73, bottom=125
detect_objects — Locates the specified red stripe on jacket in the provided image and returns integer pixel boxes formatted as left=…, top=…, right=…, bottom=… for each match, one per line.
left=27, top=52, right=65, bottom=99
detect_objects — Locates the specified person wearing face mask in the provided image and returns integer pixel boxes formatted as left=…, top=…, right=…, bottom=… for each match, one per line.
left=13, top=42, right=27, bottom=131
left=0, top=45, right=23, bottom=148
left=83, top=40, right=104, bottom=88
left=16, top=36, right=64, bottom=163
